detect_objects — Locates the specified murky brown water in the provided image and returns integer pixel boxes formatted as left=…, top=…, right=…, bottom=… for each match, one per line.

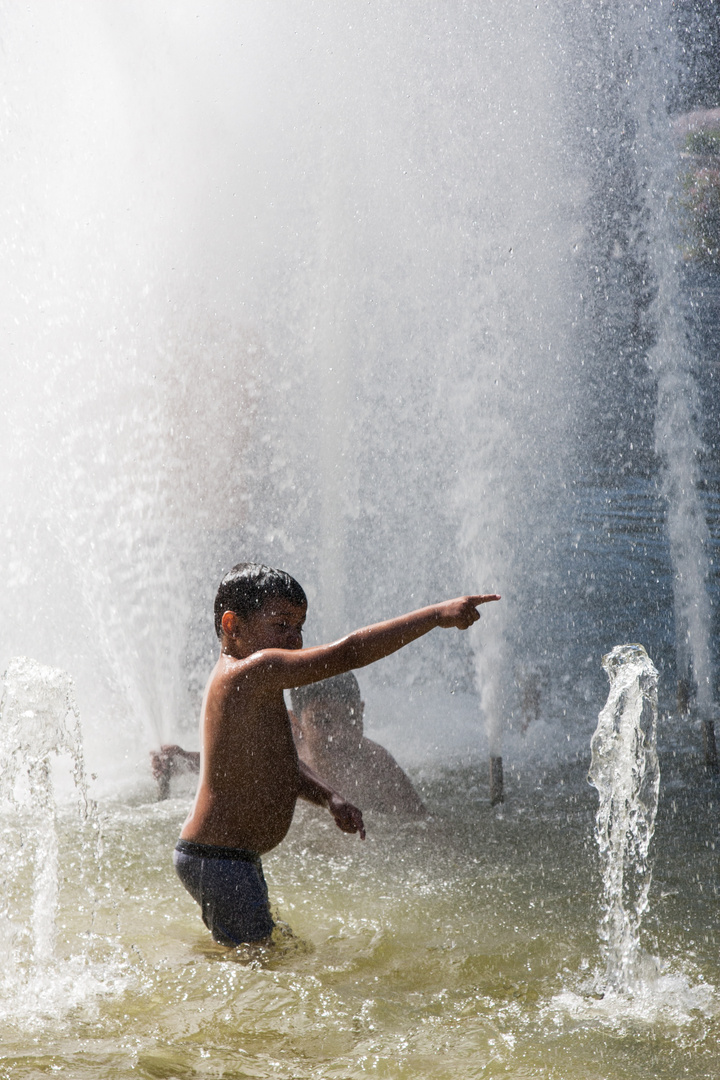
left=1, top=736, right=718, bottom=1080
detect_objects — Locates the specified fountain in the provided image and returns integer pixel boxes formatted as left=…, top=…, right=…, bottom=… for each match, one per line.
left=1, top=1, right=717, bottom=774
left=551, top=643, right=716, bottom=1032
left=1, top=0, right=720, bottom=1074
left=0, top=0, right=590, bottom=781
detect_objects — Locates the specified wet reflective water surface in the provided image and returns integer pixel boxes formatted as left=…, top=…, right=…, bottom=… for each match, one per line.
left=2, top=728, right=718, bottom=1080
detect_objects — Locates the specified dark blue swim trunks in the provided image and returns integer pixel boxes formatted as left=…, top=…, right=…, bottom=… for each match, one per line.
left=173, top=839, right=275, bottom=945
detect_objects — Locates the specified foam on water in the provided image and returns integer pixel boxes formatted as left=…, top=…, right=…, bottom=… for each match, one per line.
left=551, top=965, right=717, bottom=1031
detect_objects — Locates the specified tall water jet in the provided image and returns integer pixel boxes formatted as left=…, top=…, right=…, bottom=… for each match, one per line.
left=579, top=3, right=718, bottom=754
left=640, top=9, right=719, bottom=764
left=0, top=3, right=715, bottom=776
left=588, top=644, right=660, bottom=992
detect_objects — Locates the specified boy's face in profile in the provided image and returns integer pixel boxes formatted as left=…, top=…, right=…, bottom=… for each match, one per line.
left=223, top=599, right=307, bottom=654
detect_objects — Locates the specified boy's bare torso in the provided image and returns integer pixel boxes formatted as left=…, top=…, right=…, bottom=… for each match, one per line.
left=180, top=655, right=301, bottom=853
left=180, top=591, right=499, bottom=855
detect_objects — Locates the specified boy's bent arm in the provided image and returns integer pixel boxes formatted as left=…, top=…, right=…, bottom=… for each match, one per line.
left=297, top=759, right=366, bottom=839
left=255, top=593, right=500, bottom=690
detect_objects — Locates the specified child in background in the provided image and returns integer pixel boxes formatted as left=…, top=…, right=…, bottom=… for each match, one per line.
left=290, top=672, right=426, bottom=817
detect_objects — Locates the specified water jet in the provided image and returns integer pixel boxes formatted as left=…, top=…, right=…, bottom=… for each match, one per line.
left=0, top=657, right=98, bottom=1016
left=588, top=644, right=659, bottom=992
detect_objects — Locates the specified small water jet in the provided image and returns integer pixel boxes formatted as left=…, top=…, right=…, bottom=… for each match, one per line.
left=0, top=657, right=111, bottom=1021
left=588, top=644, right=660, bottom=993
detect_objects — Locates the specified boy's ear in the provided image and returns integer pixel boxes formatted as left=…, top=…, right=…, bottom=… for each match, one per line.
left=221, top=610, right=240, bottom=637
left=288, top=709, right=302, bottom=738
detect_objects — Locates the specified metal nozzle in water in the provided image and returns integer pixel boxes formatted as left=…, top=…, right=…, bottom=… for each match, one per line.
left=677, top=676, right=693, bottom=717
left=675, top=676, right=718, bottom=776
left=701, top=713, right=720, bottom=776
left=490, top=755, right=504, bottom=805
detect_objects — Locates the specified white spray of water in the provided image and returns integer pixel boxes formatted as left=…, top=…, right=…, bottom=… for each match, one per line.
left=0, top=1, right=585, bottom=775
left=0, top=1, right=716, bottom=786
left=603, top=3, right=715, bottom=707
left=550, top=641, right=717, bottom=1027
left=0, top=658, right=87, bottom=965
left=0, top=658, right=127, bottom=1023
left=588, top=644, right=660, bottom=992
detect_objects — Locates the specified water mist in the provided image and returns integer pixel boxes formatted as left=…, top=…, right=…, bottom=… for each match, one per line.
left=0, top=1, right=589, bottom=783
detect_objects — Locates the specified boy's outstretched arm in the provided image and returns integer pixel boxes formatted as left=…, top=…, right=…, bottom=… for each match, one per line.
left=258, top=593, right=500, bottom=689
left=297, top=759, right=366, bottom=839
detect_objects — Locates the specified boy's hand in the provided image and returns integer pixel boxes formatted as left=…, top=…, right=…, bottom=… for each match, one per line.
left=328, top=793, right=366, bottom=840
left=435, top=594, right=501, bottom=629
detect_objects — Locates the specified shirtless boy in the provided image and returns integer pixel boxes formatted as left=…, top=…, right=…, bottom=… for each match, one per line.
left=290, top=672, right=426, bottom=817
left=174, top=562, right=500, bottom=945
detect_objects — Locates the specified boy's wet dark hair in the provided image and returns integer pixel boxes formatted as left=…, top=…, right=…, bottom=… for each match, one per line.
left=290, top=672, right=362, bottom=722
left=214, top=562, right=307, bottom=638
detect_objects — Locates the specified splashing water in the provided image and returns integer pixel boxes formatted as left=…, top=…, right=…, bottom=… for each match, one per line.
left=0, top=658, right=86, bottom=963
left=588, top=644, right=660, bottom=993
left=1, top=2, right=720, bottom=1069
left=0, top=657, right=126, bottom=1023
left=550, top=642, right=716, bottom=1033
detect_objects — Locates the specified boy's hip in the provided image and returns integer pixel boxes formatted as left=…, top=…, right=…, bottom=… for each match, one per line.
left=174, top=837, right=261, bottom=864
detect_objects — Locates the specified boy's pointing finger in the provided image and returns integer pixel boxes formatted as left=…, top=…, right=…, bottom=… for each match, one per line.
left=469, top=594, right=501, bottom=606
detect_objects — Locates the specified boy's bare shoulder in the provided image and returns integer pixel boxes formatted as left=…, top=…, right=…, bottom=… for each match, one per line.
left=211, top=650, right=286, bottom=697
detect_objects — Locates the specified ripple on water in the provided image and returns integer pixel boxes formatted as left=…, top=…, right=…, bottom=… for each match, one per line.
left=0, top=754, right=719, bottom=1079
